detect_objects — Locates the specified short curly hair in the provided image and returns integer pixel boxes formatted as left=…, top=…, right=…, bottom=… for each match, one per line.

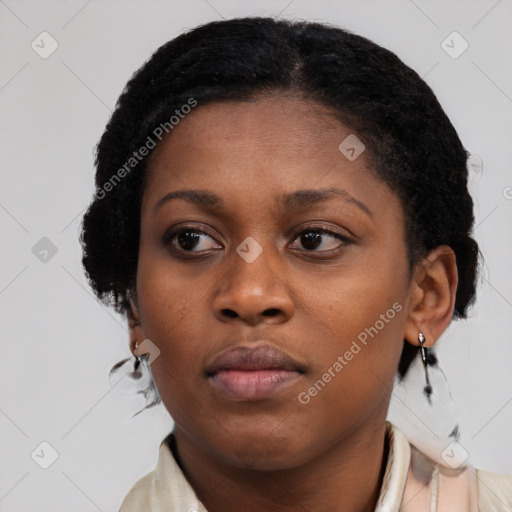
left=80, top=17, right=480, bottom=377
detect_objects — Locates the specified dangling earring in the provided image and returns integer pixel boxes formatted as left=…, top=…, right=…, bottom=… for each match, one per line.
left=108, top=340, right=162, bottom=417
left=418, top=332, right=434, bottom=402
left=132, top=341, right=143, bottom=378
left=388, top=332, right=464, bottom=468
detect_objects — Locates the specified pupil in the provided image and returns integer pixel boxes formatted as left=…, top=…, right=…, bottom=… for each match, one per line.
left=178, top=231, right=200, bottom=250
left=302, top=232, right=321, bottom=250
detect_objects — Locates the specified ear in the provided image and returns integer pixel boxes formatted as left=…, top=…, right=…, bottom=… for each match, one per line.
left=127, top=290, right=148, bottom=356
left=404, top=245, right=458, bottom=348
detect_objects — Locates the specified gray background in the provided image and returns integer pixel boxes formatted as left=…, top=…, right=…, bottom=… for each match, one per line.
left=1, top=0, right=511, bottom=510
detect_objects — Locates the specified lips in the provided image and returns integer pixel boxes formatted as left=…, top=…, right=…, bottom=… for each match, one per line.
left=206, top=345, right=304, bottom=374
left=205, top=345, right=305, bottom=401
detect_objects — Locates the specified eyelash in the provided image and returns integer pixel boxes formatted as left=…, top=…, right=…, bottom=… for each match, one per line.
left=163, top=224, right=353, bottom=258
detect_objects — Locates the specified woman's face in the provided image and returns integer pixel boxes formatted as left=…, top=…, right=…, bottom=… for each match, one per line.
left=133, top=95, right=414, bottom=470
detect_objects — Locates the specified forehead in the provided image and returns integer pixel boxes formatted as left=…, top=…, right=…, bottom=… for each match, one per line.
left=149, top=95, right=357, bottom=162
left=141, top=95, right=400, bottom=224
left=145, top=96, right=375, bottom=188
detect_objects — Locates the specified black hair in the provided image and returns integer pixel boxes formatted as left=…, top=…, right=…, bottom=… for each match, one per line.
left=80, top=17, right=480, bottom=378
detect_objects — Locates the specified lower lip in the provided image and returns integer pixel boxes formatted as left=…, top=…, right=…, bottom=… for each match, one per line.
left=209, top=369, right=301, bottom=401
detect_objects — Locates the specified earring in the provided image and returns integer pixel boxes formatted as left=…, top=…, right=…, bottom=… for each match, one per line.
left=108, top=341, right=162, bottom=416
left=132, top=341, right=142, bottom=378
left=418, top=332, right=434, bottom=402
left=388, top=332, right=464, bottom=468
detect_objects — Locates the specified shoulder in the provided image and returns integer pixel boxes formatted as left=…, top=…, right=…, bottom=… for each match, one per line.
left=409, top=445, right=512, bottom=510
left=117, top=436, right=169, bottom=511
left=117, top=433, right=207, bottom=512
left=477, top=468, right=512, bottom=510
left=389, top=421, right=512, bottom=511
left=118, top=470, right=153, bottom=511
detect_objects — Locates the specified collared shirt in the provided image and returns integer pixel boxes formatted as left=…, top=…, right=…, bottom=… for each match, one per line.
left=119, top=422, right=512, bottom=511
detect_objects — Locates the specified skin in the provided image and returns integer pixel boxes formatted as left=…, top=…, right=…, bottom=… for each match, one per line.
left=128, top=95, right=458, bottom=512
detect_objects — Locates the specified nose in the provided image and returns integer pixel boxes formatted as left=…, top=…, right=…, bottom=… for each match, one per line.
left=212, top=245, right=295, bottom=326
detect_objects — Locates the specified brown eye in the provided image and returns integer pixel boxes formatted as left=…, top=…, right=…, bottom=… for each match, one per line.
left=290, top=228, right=352, bottom=253
left=164, top=227, right=222, bottom=253
left=299, top=232, right=323, bottom=251
left=175, top=230, right=202, bottom=251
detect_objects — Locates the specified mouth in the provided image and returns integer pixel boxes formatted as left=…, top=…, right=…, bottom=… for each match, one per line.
left=205, top=345, right=305, bottom=401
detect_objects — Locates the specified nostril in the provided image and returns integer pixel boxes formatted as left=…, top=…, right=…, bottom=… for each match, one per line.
left=222, top=309, right=238, bottom=318
left=263, top=308, right=280, bottom=316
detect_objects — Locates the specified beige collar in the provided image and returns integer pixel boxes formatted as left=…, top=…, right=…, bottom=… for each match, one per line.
left=374, top=422, right=411, bottom=511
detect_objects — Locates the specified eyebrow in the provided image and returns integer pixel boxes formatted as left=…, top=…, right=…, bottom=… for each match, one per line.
left=154, top=187, right=372, bottom=218
left=280, top=188, right=372, bottom=218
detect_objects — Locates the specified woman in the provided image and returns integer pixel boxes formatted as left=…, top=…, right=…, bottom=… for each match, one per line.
left=80, top=17, right=512, bottom=511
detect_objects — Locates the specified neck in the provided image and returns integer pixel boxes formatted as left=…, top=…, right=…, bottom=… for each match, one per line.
left=172, top=419, right=390, bottom=512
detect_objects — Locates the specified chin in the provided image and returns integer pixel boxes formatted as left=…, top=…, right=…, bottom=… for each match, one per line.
left=213, top=431, right=314, bottom=471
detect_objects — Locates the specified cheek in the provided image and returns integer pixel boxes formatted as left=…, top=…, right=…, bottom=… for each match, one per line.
left=135, top=279, right=208, bottom=431
left=298, top=266, right=408, bottom=407
left=297, top=306, right=406, bottom=439
left=137, top=246, right=209, bottom=337
left=136, top=259, right=208, bottom=386
left=302, top=257, right=407, bottom=346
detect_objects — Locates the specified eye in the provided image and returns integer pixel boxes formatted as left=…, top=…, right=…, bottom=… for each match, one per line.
left=289, top=227, right=352, bottom=253
left=164, top=226, right=222, bottom=253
